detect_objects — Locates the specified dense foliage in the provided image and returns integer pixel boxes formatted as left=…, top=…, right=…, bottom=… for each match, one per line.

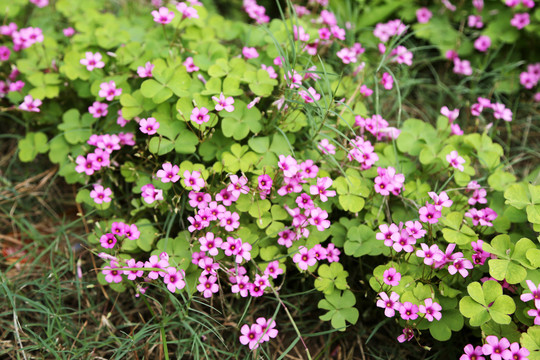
left=2, top=0, right=540, bottom=358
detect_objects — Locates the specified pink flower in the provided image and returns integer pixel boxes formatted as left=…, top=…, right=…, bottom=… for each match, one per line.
left=451, top=123, right=464, bottom=135
left=309, top=177, right=335, bottom=202
left=123, top=258, right=144, bottom=280
left=390, top=46, right=413, bottom=66
left=528, top=308, right=540, bottom=325
left=176, top=2, right=198, bottom=19
left=405, top=221, right=426, bottom=239
left=474, top=35, right=491, bottom=52
left=416, top=7, right=432, bottom=23
left=520, top=280, right=540, bottom=308
left=399, top=302, right=419, bottom=321
left=219, top=211, right=240, bottom=232
left=428, top=191, right=453, bottom=210
left=183, top=56, right=199, bottom=72
left=510, top=13, right=530, bottom=30
left=299, top=87, right=321, bottom=103
left=100, top=233, right=116, bottom=249
left=164, top=267, right=186, bottom=293
left=197, top=275, right=219, bottom=298
left=111, top=222, right=125, bottom=236
left=102, top=261, right=122, bottom=283
left=261, top=64, right=277, bottom=79
left=492, top=103, right=513, bottom=122
left=460, top=345, right=485, bottom=360
left=90, top=184, right=112, bottom=204
left=152, top=6, right=175, bottom=24
left=446, top=150, right=465, bottom=171
left=383, top=268, right=401, bottom=286
left=139, top=117, right=160, bottom=135
left=453, top=58, right=473, bottom=76
left=80, top=52, right=105, bottom=71
left=231, top=275, right=250, bottom=297
left=308, top=207, right=331, bottom=231
left=242, top=46, right=259, bottom=59
left=473, top=0, right=484, bottom=11
left=318, top=139, right=336, bottom=155
left=376, top=223, right=400, bottom=247
left=441, top=106, right=459, bottom=123
left=264, top=260, right=284, bottom=279
left=326, top=243, right=340, bottom=262
left=256, top=317, right=278, bottom=342
left=376, top=291, right=400, bottom=317
left=284, top=70, right=302, bottom=88
left=156, top=163, right=180, bottom=183
left=19, top=95, right=42, bottom=112
left=63, top=27, right=75, bottom=37
left=381, top=72, right=393, bottom=90
left=482, top=336, right=510, bottom=360
left=30, top=0, right=49, bottom=7
left=98, top=81, right=122, bottom=101
left=123, top=224, right=140, bottom=240
left=448, top=258, right=473, bottom=278
left=360, top=85, right=373, bottom=97
left=239, top=323, right=263, bottom=350
left=419, top=203, right=442, bottom=224
left=391, top=230, right=416, bottom=253
left=212, top=92, right=235, bottom=112
left=189, top=191, right=211, bottom=209
left=418, top=298, right=442, bottom=322
left=0, top=46, right=11, bottom=61
left=446, top=50, right=458, bottom=60
left=190, top=106, right=210, bottom=124
left=183, top=170, right=205, bottom=191
left=416, top=243, right=443, bottom=266
left=141, top=183, right=163, bottom=204
left=137, top=62, right=154, bottom=78
left=397, top=327, right=414, bottom=343
left=336, top=47, right=357, bottom=64
left=469, top=188, right=487, bottom=205
left=88, top=101, right=108, bottom=118
left=293, top=246, right=317, bottom=270
left=75, top=155, right=96, bottom=175
left=502, top=342, right=530, bottom=360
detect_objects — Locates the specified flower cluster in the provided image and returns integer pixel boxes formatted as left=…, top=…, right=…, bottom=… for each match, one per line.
left=460, top=336, right=530, bottom=360
left=239, top=318, right=278, bottom=350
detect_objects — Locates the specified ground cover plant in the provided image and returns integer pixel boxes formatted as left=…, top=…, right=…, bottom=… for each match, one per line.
left=1, top=0, right=540, bottom=358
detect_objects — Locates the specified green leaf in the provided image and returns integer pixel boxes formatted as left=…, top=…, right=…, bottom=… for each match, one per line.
left=488, top=259, right=527, bottom=284
left=149, top=136, right=174, bottom=155
left=488, top=170, right=517, bottom=192
left=221, top=101, right=262, bottom=140
left=58, top=109, right=93, bottom=145
left=520, top=327, right=540, bottom=360
left=18, top=132, right=49, bottom=162
left=246, top=69, right=278, bottom=97
left=504, top=183, right=530, bottom=210
left=459, top=280, right=514, bottom=326
left=318, top=290, right=358, bottom=330
left=527, top=204, right=540, bottom=224
left=314, top=263, right=349, bottom=295
left=248, top=136, right=270, bottom=153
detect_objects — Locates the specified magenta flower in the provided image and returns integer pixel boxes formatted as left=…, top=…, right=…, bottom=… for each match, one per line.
left=176, top=2, right=198, bottom=19
left=446, top=150, right=465, bottom=171
left=137, top=62, right=154, bottom=78
left=492, top=103, right=513, bottom=122
left=308, top=207, right=331, bottom=231
left=231, top=275, right=250, bottom=297
left=123, top=258, right=144, bottom=280
left=123, top=224, right=140, bottom=240
left=277, top=229, right=296, bottom=248
left=482, top=335, right=510, bottom=360
left=453, top=58, right=473, bottom=76
left=278, top=155, right=299, bottom=178
left=183, top=170, right=205, bottom=191
left=376, top=223, right=400, bottom=247
left=390, top=46, right=413, bottom=66
left=510, top=13, right=530, bottom=29
left=264, top=260, right=284, bottom=279
left=98, top=81, right=122, bottom=101
left=183, top=56, right=199, bottom=72
left=80, top=52, right=105, bottom=71
left=502, top=342, right=530, bottom=360
left=383, top=268, right=401, bottom=286
left=405, top=220, right=426, bottom=239
left=392, top=230, right=416, bottom=253
left=419, top=203, right=442, bottom=224
left=416, top=243, right=443, bottom=266
left=19, top=95, right=42, bottom=112
left=102, top=261, right=123, bottom=283
left=242, top=46, right=259, bottom=59
left=299, top=87, right=321, bottom=103
left=198, top=256, right=219, bottom=276
left=189, top=191, right=211, bottom=209
left=397, top=327, right=414, bottom=343
left=111, top=222, right=125, bottom=237
left=399, top=302, right=419, bottom=321
left=88, top=101, right=108, bottom=118
left=441, top=106, right=459, bottom=123
left=157, top=163, right=180, bottom=183
left=336, top=47, right=357, bottom=64
left=418, top=298, right=442, bottom=322
left=293, top=246, right=317, bottom=270
left=87, top=148, right=110, bottom=169
left=63, top=27, right=75, bottom=37
left=318, top=139, right=336, bottom=155
left=75, top=155, right=96, bottom=175
left=416, top=7, right=432, bottom=23
left=284, top=70, right=302, bottom=88
left=429, top=191, right=453, bottom=210
left=145, top=255, right=169, bottom=280
left=190, top=107, right=210, bottom=124
left=326, top=243, right=340, bottom=263
left=139, top=117, right=160, bottom=135
left=141, top=183, right=163, bottom=204
left=99, top=233, right=117, bottom=249
left=520, top=280, right=540, bottom=308
left=164, top=267, right=186, bottom=293
left=227, top=175, right=250, bottom=197
left=197, top=275, right=219, bottom=298
left=309, top=177, right=336, bottom=202
left=261, top=64, right=277, bottom=79
left=234, top=239, right=252, bottom=263
left=469, top=188, right=487, bottom=205
left=90, top=184, right=112, bottom=204
left=256, top=317, right=278, bottom=342
left=460, top=344, right=485, bottom=360
left=381, top=72, right=393, bottom=90
left=376, top=291, right=400, bottom=317
left=239, top=323, right=263, bottom=350
left=474, top=35, right=491, bottom=52
left=212, top=92, right=235, bottom=112
left=152, top=6, right=175, bottom=24
left=0, top=46, right=10, bottom=61
left=528, top=307, right=540, bottom=325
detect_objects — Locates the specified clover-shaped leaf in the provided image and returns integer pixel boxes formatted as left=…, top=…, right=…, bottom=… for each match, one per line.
left=520, top=327, right=540, bottom=360
left=140, top=59, right=191, bottom=103
left=314, top=262, right=349, bottom=295
left=221, top=101, right=262, bottom=140
left=459, top=280, right=516, bottom=326
left=345, top=225, right=388, bottom=257
left=318, top=290, right=359, bottom=331
left=58, top=109, right=94, bottom=145
left=18, top=132, right=49, bottom=162
left=245, top=69, right=278, bottom=97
